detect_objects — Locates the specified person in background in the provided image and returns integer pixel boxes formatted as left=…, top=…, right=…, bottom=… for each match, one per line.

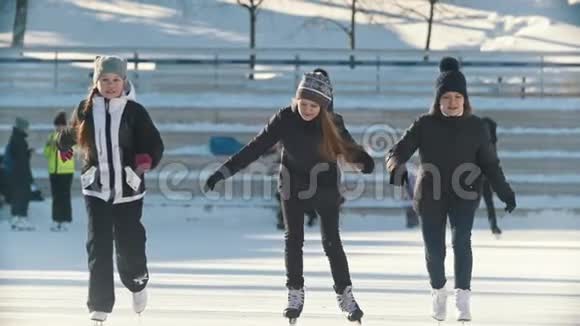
left=403, top=163, right=419, bottom=228
left=481, top=117, right=503, bottom=236
left=6, top=117, right=34, bottom=231
left=44, top=111, right=75, bottom=232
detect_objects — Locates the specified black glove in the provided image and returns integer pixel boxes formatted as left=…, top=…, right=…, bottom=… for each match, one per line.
left=504, top=193, right=516, bottom=213
left=204, top=171, right=224, bottom=192
left=360, top=152, right=375, bottom=174
left=389, top=167, right=408, bottom=186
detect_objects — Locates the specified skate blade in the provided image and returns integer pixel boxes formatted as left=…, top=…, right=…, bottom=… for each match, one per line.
left=288, top=317, right=298, bottom=325
left=13, top=227, right=35, bottom=231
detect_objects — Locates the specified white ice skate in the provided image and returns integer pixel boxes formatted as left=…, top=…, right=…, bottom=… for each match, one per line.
left=431, top=287, right=448, bottom=322
left=11, top=217, right=34, bottom=231
left=50, top=222, right=68, bottom=232
left=132, top=288, right=148, bottom=314
left=455, top=289, right=472, bottom=323
left=283, top=287, right=304, bottom=325
left=336, top=285, right=364, bottom=324
left=90, top=311, right=107, bottom=325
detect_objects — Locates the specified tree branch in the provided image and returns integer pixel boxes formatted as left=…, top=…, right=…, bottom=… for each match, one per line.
left=307, top=16, right=351, bottom=35
left=393, top=0, right=429, bottom=21
left=236, top=0, right=251, bottom=10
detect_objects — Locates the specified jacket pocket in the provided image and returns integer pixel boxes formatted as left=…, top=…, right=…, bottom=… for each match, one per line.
left=81, top=166, right=97, bottom=188
left=124, top=166, right=142, bottom=192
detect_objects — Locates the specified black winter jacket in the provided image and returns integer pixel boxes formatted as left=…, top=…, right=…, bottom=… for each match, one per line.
left=6, top=127, right=33, bottom=186
left=58, top=95, right=164, bottom=204
left=386, top=113, right=514, bottom=216
left=215, top=106, right=374, bottom=197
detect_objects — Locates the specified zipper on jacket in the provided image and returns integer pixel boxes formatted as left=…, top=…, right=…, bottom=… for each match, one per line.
left=105, top=100, right=115, bottom=198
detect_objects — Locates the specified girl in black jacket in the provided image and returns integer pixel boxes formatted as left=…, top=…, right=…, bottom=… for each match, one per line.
left=57, top=56, right=164, bottom=324
left=204, top=69, right=374, bottom=324
left=386, top=57, right=516, bottom=323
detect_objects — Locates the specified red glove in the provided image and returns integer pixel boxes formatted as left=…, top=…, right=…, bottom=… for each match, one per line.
left=59, top=149, right=73, bottom=162
left=135, top=153, right=152, bottom=174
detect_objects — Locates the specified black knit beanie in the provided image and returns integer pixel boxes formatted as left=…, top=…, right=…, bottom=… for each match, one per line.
left=296, top=70, right=333, bottom=110
left=435, top=57, right=468, bottom=101
left=53, top=111, right=67, bottom=126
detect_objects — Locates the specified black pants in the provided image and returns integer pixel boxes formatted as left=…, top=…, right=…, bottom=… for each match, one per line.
left=85, top=196, right=148, bottom=313
left=481, top=177, right=498, bottom=228
left=276, top=192, right=317, bottom=227
left=10, top=182, right=29, bottom=217
left=49, top=174, right=73, bottom=222
left=420, top=198, right=476, bottom=290
left=282, top=190, right=351, bottom=292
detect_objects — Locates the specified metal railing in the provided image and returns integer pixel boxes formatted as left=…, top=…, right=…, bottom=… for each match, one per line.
left=1, top=47, right=579, bottom=97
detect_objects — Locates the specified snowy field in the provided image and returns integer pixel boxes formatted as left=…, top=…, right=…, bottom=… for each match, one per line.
left=0, top=196, right=579, bottom=326
left=1, top=0, right=579, bottom=51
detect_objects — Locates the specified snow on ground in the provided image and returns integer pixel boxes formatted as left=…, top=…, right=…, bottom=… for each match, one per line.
left=1, top=0, right=579, bottom=51
left=0, top=196, right=579, bottom=326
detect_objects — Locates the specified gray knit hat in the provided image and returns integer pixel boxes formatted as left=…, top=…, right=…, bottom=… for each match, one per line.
left=295, top=71, right=333, bottom=110
left=14, top=117, right=29, bottom=132
left=93, top=55, right=127, bottom=85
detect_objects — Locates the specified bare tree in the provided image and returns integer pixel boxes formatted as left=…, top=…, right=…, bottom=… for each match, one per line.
left=236, top=0, right=265, bottom=79
left=12, top=0, right=28, bottom=48
left=393, top=0, right=441, bottom=61
left=305, top=0, right=369, bottom=68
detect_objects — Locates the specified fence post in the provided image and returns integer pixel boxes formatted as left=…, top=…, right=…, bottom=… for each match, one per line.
left=375, top=55, right=380, bottom=93
left=53, top=51, right=59, bottom=91
left=133, top=51, right=139, bottom=91
left=540, top=55, right=545, bottom=97
left=214, top=53, right=219, bottom=89
left=294, top=54, right=300, bottom=89
left=521, top=76, right=526, bottom=99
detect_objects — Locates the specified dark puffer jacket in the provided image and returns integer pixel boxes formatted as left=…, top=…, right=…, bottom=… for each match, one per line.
left=215, top=106, right=375, bottom=197
left=386, top=113, right=515, bottom=216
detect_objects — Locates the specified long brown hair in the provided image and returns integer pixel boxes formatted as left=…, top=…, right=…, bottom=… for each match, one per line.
left=77, top=87, right=98, bottom=154
left=293, top=99, right=356, bottom=162
left=429, top=95, right=473, bottom=117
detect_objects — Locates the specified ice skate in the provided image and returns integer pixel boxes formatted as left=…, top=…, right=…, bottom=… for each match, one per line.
left=132, top=288, right=148, bottom=314
left=90, top=311, right=107, bottom=325
left=455, top=289, right=472, bottom=323
left=283, top=287, right=304, bottom=325
left=336, top=285, right=364, bottom=324
left=431, top=287, right=448, bottom=322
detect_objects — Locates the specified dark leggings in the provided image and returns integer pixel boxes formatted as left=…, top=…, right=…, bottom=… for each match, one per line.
left=282, top=190, right=351, bottom=292
left=420, top=199, right=476, bottom=290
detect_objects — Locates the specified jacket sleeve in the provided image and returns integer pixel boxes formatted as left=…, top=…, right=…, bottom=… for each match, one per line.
left=334, top=114, right=374, bottom=174
left=134, top=104, right=164, bottom=170
left=57, top=102, right=83, bottom=151
left=386, top=117, right=421, bottom=184
left=10, top=133, right=33, bottom=184
left=44, top=132, right=54, bottom=158
left=217, top=109, right=284, bottom=179
left=477, top=124, right=514, bottom=203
